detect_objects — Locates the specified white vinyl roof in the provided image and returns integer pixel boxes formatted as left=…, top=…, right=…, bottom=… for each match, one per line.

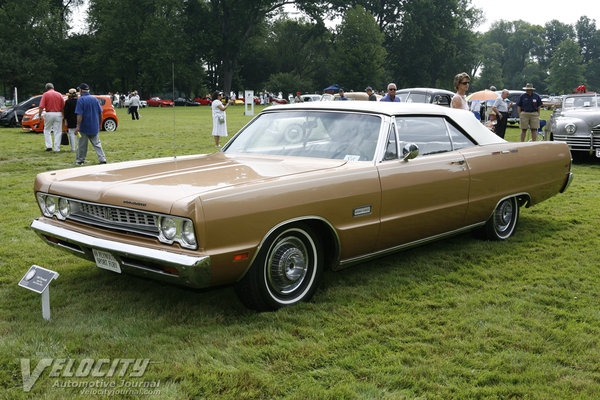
left=267, top=101, right=506, bottom=145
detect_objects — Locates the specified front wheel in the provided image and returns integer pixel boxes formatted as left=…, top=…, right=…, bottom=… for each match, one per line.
left=235, top=223, right=323, bottom=311
left=103, top=118, right=117, bottom=132
left=482, top=197, right=520, bottom=240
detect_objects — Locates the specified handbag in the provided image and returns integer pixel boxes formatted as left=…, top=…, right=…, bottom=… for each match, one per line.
left=218, top=116, right=225, bottom=123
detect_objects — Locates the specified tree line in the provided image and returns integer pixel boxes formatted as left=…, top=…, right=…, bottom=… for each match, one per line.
left=1, top=0, right=598, bottom=100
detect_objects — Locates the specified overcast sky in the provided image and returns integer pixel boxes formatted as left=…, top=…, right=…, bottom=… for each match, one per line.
left=474, top=0, right=598, bottom=32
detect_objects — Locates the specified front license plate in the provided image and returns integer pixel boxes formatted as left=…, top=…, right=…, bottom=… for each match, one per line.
left=596, top=149, right=600, bottom=158
left=92, top=249, right=121, bottom=273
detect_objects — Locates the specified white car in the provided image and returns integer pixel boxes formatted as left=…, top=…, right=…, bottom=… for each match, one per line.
left=123, top=98, right=147, bottom=108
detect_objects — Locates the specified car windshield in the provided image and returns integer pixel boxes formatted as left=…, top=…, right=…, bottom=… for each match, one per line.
left=17, top=97, right=38, bottom=107
left=563, top=95, right=599, bottom=109
left=225, top=111, right=382, bottom=161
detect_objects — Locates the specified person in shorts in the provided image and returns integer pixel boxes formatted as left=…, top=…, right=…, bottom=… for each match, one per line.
left=516, top=83, right=542, bottom=141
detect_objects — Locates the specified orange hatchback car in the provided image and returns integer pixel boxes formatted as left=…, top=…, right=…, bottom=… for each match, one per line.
left=21, top=95, right=118, bottom=133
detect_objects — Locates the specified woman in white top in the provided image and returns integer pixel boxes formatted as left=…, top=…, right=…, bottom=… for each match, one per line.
left=451, top=72, right=470, bottom=110
left=211, top=91, right=229, bottom=147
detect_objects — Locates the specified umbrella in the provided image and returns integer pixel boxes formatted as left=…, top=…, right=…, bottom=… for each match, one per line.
left=466, top=90, right=499, bottom=101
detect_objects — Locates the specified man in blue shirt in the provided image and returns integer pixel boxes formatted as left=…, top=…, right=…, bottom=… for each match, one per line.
left=380, top=83, right=400, bottom=102
left=516, top=83, right=542, bottom=141
left=74, top=83, right=107, bottom=165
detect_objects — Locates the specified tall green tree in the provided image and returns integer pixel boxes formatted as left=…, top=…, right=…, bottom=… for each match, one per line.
left=385, top=0, right=479, bottom=90
left=499, top=21, right=545, bottom=89
left=334, top=5, right=386, bottom=91
left=546, top=38, right=585, bottom=94
left=476, top=43, right=505, bottom=90
left=201, top=0, right=326, bottom=94
left=542, top=20, right=575, bottom=68
left=239, top=17, right=333, bottom=93
left=575, top=16, right=597, bottom=64
left=87, top=0, right=193, bottom=96
left=0, top=0, right=79, bottom=97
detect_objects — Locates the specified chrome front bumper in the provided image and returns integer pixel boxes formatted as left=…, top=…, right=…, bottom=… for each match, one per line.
left=30, top=219, right=211, bottom=288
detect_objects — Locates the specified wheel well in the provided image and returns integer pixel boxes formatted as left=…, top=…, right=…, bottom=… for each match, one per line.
left=516, top=194, right=531, bottom=208
left=300, top=218, right=340, bottom=270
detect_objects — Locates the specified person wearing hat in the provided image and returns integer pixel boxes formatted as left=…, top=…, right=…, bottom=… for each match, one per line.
left=39, top=82, right=65, bottom=152
left=62, top=88, right=79, bottom=151
left=365, top=86, right=377, bottom=101
left=338, top=89, right=348, bottom=100
left=294, top=91, right=304, bottom=103
left=74, top=83, right=107, bottom=165
left=516, top=83, right=542, bottom=141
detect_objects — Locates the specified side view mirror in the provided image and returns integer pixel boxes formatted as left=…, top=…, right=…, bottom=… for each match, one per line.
left=402, top=143, right=419, bottom=161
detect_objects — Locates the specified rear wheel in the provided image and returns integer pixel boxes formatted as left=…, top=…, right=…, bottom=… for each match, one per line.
left=483, top=197, right=519, bottom=240
left=235, top=223, right=323, bottom=311
left=103, top=118, right=117, bottom=132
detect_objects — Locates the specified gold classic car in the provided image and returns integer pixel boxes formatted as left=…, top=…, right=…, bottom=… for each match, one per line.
left=31, top=102, right=573, bottom=311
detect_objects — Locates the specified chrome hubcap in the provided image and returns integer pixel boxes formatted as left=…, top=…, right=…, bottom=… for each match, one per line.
left=495, top=200, right=514, bottom=233
left=267, top=237, right=308, bottom=295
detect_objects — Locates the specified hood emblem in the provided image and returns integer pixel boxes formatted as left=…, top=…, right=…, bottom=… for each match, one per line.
left=123, top=200, right=147, bottom=207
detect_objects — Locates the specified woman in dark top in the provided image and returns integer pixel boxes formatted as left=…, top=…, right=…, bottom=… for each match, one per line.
left=63, top=88, right=79, bottom=151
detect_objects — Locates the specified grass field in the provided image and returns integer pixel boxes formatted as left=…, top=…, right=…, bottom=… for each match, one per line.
left=1, top=105, right=599, bottom=399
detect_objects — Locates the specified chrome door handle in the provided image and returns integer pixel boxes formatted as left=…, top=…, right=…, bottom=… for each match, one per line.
left=450, top=160, right=465, bottom=165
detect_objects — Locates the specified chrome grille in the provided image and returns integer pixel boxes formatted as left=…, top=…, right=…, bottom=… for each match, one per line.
left=554, top=134, right=600, bottom=151
left=69, top=200, right=159, bottom=236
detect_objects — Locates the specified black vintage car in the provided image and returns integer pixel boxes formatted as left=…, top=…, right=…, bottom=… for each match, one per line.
left=396, top=88, right=454, bottom=107
left=173, top=97, right=200, bottom=106
left=0, top=95, right=42, bottom=127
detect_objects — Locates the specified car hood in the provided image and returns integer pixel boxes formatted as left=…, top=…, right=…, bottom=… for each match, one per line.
left=558, top=108, right=600, bottom=127
left=40, top=153, right=346, bottom=214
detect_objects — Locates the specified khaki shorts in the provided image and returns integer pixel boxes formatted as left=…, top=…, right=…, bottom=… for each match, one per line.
left=520, top=111, right=540, bottom=130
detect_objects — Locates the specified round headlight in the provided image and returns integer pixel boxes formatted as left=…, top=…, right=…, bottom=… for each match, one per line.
left=182, top=220, right=196, bottom=246
left=565, top=123, right=577, bottom=134
left=58, top=198, right=70, bottom=218
left=44, top=196, right=56, bottom=215
left=160, top=217, right=177, bottom=240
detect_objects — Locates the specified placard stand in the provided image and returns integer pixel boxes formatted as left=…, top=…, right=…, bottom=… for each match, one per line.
left=244, top=90, right=254, bottom=116
left=19, top=265, right=59, bottom=321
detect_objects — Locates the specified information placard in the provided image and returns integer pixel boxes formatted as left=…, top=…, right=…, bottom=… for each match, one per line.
left=18, top=265, right=59, bottom=294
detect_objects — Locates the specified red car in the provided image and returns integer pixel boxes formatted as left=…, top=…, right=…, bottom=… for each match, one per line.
left=193, top=97, right=212, bottom=105
left=21, top=95, right=118, bottom=132
left=146, top=97, right=174, bottom=107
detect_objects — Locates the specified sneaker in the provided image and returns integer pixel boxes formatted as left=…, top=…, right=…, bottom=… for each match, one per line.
left=99, top=161, right=106, bottom=164
left=73, top=161, right=84, bottom=165
left=45, top=148, right=52, bottom=151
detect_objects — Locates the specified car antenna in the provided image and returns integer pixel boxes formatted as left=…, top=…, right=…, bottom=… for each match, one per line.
left=172, top=62, right=177, bottom=161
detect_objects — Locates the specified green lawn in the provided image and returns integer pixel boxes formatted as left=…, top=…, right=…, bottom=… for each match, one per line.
left=1, top=105, right=599, bottom=399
